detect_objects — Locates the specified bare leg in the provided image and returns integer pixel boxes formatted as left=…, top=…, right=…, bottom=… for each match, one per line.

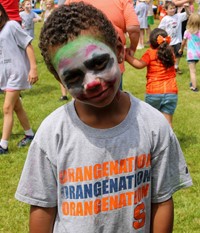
left=59, top=83, right=68, bottom=100
left=146, top=25, right=151, bottom=43
left=1, top=91, right=20, bottom=140
left=162, top=112, right=173, bottom=128
left=188, top=62, right=197, bottom=89
left=60, top=83, right=67, bottom=96
left=175, top=57, right=180, bottom=69
left=140, top=29, right=144, bottom=47
left=14, top=95, right=31, bottom=131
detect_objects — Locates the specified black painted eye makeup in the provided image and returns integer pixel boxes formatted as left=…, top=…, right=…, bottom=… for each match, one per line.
left=62, top=69, right=84, bottom=85
left=84, top=54, right=111, bottom=71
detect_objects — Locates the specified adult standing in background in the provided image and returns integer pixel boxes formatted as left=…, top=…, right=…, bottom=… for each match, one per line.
left=0, top=0, right=21, bottom=94
left=0, top=0, right=21, bottom=23
left=65, top=0, right=140, bottom=90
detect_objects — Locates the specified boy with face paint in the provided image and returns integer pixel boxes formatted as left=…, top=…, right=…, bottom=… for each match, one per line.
left=15, top=3, right=192, bottom=233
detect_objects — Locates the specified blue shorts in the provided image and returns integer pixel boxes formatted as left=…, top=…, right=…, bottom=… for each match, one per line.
left=145, top=94, right=178, bottom=115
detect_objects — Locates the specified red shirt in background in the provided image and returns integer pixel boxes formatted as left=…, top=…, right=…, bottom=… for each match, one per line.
left=0, top=0, right=21, bottom=22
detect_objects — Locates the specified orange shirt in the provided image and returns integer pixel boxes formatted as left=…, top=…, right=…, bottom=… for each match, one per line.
left=65, top=0, right=139, bottom=73
left=159, top=8, right=167, bottom=21
left=141, top=48, right=178, bottom=94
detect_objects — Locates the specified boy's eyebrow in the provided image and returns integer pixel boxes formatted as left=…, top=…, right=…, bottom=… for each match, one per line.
left=52, top=36, right=100, bottom=69
left=83, top=54, right=110, bottom=69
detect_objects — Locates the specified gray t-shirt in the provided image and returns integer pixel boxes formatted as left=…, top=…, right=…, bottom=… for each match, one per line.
left=0, top=21, right=32, bottom=90
left=20, top=11, right=41, bottom=38
left=15, top=94, right=192, bottom=233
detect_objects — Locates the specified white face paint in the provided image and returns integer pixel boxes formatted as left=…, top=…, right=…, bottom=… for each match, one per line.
left=52, top=36, right=121, bottom=108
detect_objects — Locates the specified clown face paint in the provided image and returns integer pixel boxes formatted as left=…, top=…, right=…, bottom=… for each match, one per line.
left=52, top=36, right=121, bottom=107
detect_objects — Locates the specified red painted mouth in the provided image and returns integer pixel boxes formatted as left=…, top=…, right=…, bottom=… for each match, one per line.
left=77, top=77, right=118, bottom=102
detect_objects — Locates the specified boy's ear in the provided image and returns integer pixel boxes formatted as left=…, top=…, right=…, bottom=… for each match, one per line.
left=116, top=37, right=124, bottom=64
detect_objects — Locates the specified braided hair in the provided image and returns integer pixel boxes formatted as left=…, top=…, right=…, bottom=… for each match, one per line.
left=39, top=2, right=118, bottom=81
left=150, top=28, right=174, bottom=69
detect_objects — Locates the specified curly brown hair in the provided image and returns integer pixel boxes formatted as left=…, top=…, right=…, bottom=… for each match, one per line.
left=150, top=28, right=174, bottom=69
left=39, top=2, right=118, bottom=81
left=0, top=3, right=9, bottom=30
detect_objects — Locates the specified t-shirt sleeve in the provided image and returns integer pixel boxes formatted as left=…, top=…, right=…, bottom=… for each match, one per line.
left=141, top=50, right=151, bottom=65
left=151, top=128, right=193, bottom=203
left=11, top=21, right=32, bottom=49
left=183, top=30, right=189, bottom=40
left=34, top=12, right=41, bottom=19
left=123, top=0, right=139, bottom=26
left=179, top=12, right=187, bottom=22
left=15, top=140, right=58, bottom=207
left=158, top=18, right=166, bottom=30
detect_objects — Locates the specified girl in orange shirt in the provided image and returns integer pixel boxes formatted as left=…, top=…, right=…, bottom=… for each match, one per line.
left=126, top=28, right=177, bottom=127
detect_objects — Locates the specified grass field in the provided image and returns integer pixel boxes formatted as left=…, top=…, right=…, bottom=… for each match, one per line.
left=0, top=13, right=200, bottom=233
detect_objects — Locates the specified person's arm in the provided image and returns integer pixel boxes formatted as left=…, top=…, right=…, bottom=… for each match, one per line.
left=126, top=25, right=140, bottom=56
left=151, top=198, right=174, bottom=233
left=26, top=43, right=38, bottom=85
left=124, top=0, right=140, bottom=56
left=183, top=4, right=191, bottom=16
left=30, top=206, right=57, bottom=233
left=33, top=13, right=42, bottom=22
left=125, top=48, right=147, bottom=69
left=172, top=0, right=192, bottom=7
left=178, top=38, right=187, bottom=55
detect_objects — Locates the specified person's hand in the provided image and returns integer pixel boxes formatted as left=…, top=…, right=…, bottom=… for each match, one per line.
left=178, top=49, right=183, bottom=55
left=28, top=68, right=38, bottom=85
left=125, top=48, right=134, bottom=63
left=127, top=48, right=135, bottom=57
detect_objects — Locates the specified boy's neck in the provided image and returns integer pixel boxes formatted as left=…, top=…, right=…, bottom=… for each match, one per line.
left=74, top=92, right=131, bottom=129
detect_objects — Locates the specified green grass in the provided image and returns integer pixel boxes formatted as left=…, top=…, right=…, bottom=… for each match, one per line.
left=0, top=17, right=200, bottom=232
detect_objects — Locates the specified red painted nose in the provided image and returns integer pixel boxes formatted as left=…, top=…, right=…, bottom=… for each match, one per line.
left=85, top=80, right=101, bottom=90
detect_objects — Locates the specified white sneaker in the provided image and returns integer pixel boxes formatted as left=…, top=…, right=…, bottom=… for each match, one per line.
left=137, top=44, right=144, bottom=50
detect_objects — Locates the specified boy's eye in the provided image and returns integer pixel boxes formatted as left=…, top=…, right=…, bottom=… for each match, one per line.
left=84, top=54, right=110, bottom=71
left=63, top=70, right=84, bottom=85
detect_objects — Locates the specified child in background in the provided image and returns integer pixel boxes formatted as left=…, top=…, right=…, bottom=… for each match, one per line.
left=15, top=3, right=192, bottom=232
left=179, top=13, right=200, bottom=92
left=159, top=0, right=167, bottom=20
left=126, top=28, right=177, bottom=127
left=0, top=4, right=38, bottom=154
left=135, top=0, right=149, bottom=49
left=39, top=0, right=46, bottom=18
left=43, top=0, right=54, bottom=22
left=146, top=0, right=154, bottom=44
left=158, top=1, right=190, bottom=74
left=20, top=0, right=41, bottom=38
